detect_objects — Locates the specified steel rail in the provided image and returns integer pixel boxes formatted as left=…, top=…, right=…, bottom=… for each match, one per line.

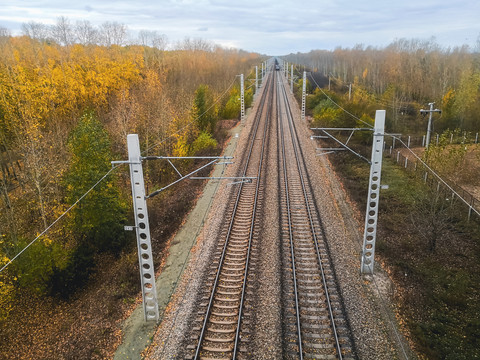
left=277, top=75, right=304, bottom=359
left=193, top=69, right=274, bottom=359
left=233, top=65, right=274, bottom=359
left=279, top=73, right=343, bottom=358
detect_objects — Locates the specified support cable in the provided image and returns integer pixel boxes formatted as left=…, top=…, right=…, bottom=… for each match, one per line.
left=0, top=165, right=121, bottom=274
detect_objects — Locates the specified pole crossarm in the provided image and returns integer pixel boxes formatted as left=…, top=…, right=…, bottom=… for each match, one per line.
left=189, top=176, right=256, bottom=180
left=310, top=127, right=373, bottom=131
left=146, top=159, right=220, bottom=199
left=316, top=148, right=346, bottom=151
left=313, top=129, right=371, bottom=164
left=143, top=156, right=233, bottom=160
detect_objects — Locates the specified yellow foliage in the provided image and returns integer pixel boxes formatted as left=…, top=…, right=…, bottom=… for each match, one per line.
left=172, top=135, right=190, bottom=158
left=362, top=68, right=368, bottom=79
left=42, top=235, right=53, bottom=246
left=0, top=38, right=144, bottom=137
left=442, top=88, right=455, bottom=107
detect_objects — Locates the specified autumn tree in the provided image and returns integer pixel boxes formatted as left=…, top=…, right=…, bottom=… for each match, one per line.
left=21, top=21, right=49, bottom=41
left=284, top=37, right=479, bottom=135
left=51, top=112, right=129, bottom=296
left=99, top=21, right=127, bottom=46
left=64, top=111, right=128, bottom=253
left=74, top=20, right=98, bottom=45
left=50, top=16, right=74, bottom=46
left=192, top=84, right=217, bottom=134
left=0, top=24, right=260, bottom=304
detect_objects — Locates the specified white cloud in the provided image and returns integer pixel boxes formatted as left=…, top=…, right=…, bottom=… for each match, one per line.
left=0, top=0, right=479, bottom=54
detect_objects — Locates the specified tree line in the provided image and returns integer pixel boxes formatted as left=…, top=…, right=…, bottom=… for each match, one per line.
left=285, top=37, right=480, bottom=134
left=1, top=16, right=235, bottom=51
left=0, top=24, right=260, bottom=316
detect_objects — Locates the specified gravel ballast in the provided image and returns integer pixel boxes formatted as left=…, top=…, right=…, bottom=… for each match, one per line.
left=138, top=72, right=415, bottom=359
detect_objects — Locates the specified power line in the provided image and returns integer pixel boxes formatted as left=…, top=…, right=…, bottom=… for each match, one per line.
left=1, top=74, right=242, bottom=273
left=0, top=165, right=122, bottom=274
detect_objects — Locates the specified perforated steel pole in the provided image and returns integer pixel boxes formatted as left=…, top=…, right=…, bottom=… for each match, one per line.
left=301, top=71, right=306, bottom=121
left=361, top=110, right=385, bottom=274
left=240, top=73, right=245, bottom=122
left=290, top=64, right=293, bottom=93
left=127, top=134, right=159, bottom=321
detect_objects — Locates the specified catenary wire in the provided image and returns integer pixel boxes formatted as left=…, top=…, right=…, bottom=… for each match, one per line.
left=0, top=165, right=122, bottom=274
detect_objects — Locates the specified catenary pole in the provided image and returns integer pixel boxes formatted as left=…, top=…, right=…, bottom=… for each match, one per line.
left=240, top=73, right=245, bottom=122
left=127, top=134, right=159, bottom=321
left=361, top=110, right=385, bottom=274
left=301, top=71, right=306, bottom=121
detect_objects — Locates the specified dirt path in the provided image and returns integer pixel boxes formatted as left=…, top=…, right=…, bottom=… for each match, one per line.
left=113, top=121, right=245, bottom=360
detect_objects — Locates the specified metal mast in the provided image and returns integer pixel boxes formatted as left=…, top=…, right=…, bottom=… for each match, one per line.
left=361, top=110, right=385, bottom=274
left=127, top=134, right=159, bottom=321
left=301, top=71, right=306, bottom=121
left=240, top=73, right=245, bottom=122
left=290, top=64, right=293, bottom=93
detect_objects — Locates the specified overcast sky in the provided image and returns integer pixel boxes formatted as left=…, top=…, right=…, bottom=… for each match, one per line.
left=1, top=0, right=479, bottom=55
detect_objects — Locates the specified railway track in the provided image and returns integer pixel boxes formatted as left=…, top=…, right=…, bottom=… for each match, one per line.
left=187, top=67, right=275, bottom=359
left=185, top=63, right=354, bottom=359
left=276, top=75, right=354, bottom=359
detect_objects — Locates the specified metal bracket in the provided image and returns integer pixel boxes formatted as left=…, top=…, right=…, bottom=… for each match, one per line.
left=144, top=156, right=233, bottom=199
left=310, top=127, right=373, bottom=164
left=189, top=176, right=256, bottom=185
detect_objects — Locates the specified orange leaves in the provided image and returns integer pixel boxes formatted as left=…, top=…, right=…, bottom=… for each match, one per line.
left=362, top=68, right=368, bottom=80
left=0, top=38, right=144, bottom=133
